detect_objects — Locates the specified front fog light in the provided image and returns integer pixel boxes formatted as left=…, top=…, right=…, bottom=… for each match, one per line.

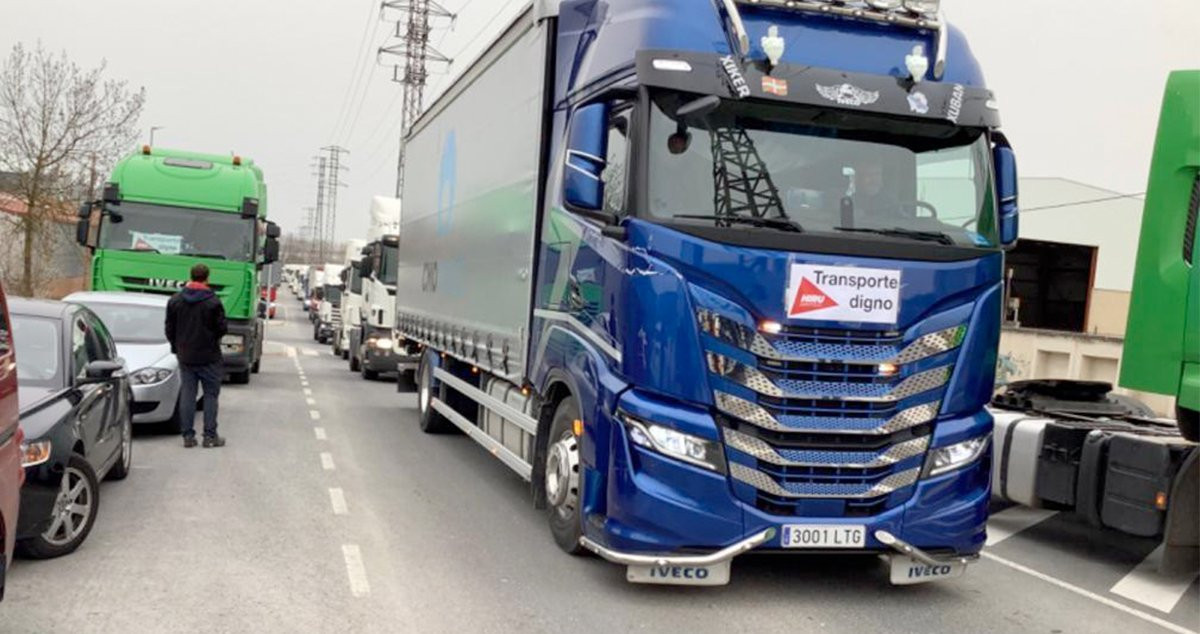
left=621, top=413, right=726, bottom=473
left=221, top=334, right=245, bottom=354
left=923, top=436, right=989, bottom=477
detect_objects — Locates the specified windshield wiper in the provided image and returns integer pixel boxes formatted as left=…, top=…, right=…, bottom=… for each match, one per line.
left=835, top=227, right=956, bottom=246
left=117, top=247, right=161, bottom=254
left=675, top=214, right=804, bottom=233
left=186, top=253, right=228, bottom=260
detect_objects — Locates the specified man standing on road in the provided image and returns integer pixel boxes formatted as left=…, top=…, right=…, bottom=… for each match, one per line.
left=166, top=263, right=228, bottom=448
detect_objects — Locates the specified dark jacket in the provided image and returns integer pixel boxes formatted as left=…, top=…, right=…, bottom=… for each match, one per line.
left=166, top=285, right=228, bottom=366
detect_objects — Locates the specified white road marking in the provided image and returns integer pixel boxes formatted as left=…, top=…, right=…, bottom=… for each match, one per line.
left=342, top=545, right=371, bottom=597
left=314, top=427, right=327, bottom=440
left=303, top=388, right=312, bottom=396
left=986, top=507, right=1060, bottom=546
left=309, top=410, right=321, bottom=420
left=303, top=349, right=319, bottom=357
left=301, top=381, right=310, bottom=387
left=980, top=552, right=1196, bottom=634
left=306, top=398, right=317, bottom=406
left=329, top=488, right=348, bottom=515
left=286, top=346, right=297, bottom=358
left=320, top=452, right=336, bottom=471
left=1111, top=545, right=1200, bottom=614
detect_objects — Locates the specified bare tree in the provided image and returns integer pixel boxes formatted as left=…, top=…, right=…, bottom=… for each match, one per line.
left=0, top=42, right=145, bottom=296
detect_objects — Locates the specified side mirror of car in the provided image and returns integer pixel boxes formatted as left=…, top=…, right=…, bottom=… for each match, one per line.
left=78, top=360, right=124, bottom=385
left=75, top=218, right=91, bottom=248
left=263, top=238, right=280, bottom=265
left=265, top=221, right=282, bottom=239
left=564, top=102, right=610, bottom=215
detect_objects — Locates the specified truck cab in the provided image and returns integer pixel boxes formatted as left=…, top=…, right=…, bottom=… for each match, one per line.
left=315, top=264, right=345, bottom=344
left=334, top=240, right=369, bottom=360
left=77, top=146, right=280, bottom=384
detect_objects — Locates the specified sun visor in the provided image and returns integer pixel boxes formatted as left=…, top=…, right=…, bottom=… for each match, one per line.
left=636, top=50, right=1000, bottom=129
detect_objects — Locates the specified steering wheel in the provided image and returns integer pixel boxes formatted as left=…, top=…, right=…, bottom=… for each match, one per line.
left=906, top=201, right=939, bottom=219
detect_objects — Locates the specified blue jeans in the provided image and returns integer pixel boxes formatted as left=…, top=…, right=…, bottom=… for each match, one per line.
left=178, top=362, right=222, bottom=439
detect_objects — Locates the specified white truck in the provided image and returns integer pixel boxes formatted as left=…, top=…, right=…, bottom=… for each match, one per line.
left=314, top=263, right=344, bottom=343
left=333, top=239, right=368, bottom=359
left=350, top=196, right=415, bottom=381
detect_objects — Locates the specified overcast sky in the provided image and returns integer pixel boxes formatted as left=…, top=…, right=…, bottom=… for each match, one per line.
left=4, top=0, right=1196, bottom=241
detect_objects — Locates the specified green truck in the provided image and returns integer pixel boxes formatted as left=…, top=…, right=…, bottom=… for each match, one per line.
left=1121, top=70, right=1200, bottom=441
left=75, top=146, right=281, bottom=384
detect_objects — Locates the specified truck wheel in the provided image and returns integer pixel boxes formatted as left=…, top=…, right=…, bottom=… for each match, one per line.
left=545, top=396, right=585, bottom=555
left=397, top=370, right=417, bottom=393
left=18, top=454, right=100, bottom=560
left=251, top=358, right=261, bottom=374
left=417, top=351, right=453, bottom=434
left=1178, top=406, right=1199, bottom=443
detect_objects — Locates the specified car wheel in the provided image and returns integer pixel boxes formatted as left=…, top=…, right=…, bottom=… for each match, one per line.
left=417, top=351, right=453, bottom=434
left=18, top=454, right=100, bottom=560
left=362, top=364, right=379, bottom=381
left=397, top=369, right=417, bottom=393
left=251, top=357, right=261, bottom=374
left=545, top=396, right=586, bottom=555
left=106, top=412, right=133, bottom=481
left=230, top=370, right=251, bottom=385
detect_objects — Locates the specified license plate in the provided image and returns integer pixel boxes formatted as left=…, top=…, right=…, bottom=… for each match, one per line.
left=888, top=555, right=968, bottom=585
left=780, top=524, right=866, bottom=549
left=626, top=561, right=731, bottom=586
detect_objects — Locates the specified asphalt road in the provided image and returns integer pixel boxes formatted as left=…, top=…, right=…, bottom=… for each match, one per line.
left=3, top=302, right=1197, bottom=633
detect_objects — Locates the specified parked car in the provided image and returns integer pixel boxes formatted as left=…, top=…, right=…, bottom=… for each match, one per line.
left=0, top=284, right=21, bottom=599
left=64, top=292, right=179, bottom=427
left=10, top=298, right=133, bottom=559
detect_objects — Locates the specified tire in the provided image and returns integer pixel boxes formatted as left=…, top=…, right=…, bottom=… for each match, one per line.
left=18, top=454, right=100, bottom=560
left=251, top=357, right=261, bottom=374
left=341, top=349, right=349, bottom=361
left=544, top=396, right=585, bottom=555
left=362, top=364, right=379, bottom=381
left=417, top=350, right=453, bottom=434
left=229, top=370, right=251, bottom=385
left=1178, top=406, right=1199, bottom=443
left=397, top=369, right=417, bottom=393
left=106, top=411, right=133, bottom=481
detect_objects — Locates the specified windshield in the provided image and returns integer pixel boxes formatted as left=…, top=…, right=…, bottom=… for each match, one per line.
left=99, top=201, right=256, bottom=261
left=379, top=244, right=398, bottom=286
left=349, top=263, right=363, bottom=294
left=324, top=285, right=343, bottom=303
left=76, top=302, right=166, bottom=344
left=647, top=92, right=998, bottom=248
left=12, top=315, right=60, bottom=387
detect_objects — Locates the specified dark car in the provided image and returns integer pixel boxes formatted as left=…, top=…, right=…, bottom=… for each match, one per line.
left=10, top=298, right=133, bottom=559
left=0, top=284, right=21, bottom=598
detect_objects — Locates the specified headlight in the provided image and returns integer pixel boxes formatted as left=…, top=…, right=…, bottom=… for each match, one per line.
left=131, top=367, right=174, bottom=385
left=903, top=0, right=940, bottom=15
left=21, top=440, right=51, bottom=468
left=867, top=0, right=903, bottom=9
left=368, top=337, right=394, bottom=350
left=221, top=334, right=245, bottom=354
left=621, top=413, right=726, bottom=473
left=923, top=436, right=989, bottom=477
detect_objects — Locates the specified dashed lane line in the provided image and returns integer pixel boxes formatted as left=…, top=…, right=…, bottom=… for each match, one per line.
left=303, top=349, right=319, bottom=357
left=314, top=427, right=327, bottom=440
left=329, top=488, right=348, bottom=515
left=307, top=398, right=317, bottom=406
left=309, top=410, right=321, bottom=421
left=1111, top=545, right=1200, bottom=614
left=320, top=452, right=336, bottom=471
left=980, top=552, right=1196, bottom=634
left=304, top=388, right=312, bottom=396
left=301, top=381, right=310, bottom=388
left=342, top=545, right=371, bottom=597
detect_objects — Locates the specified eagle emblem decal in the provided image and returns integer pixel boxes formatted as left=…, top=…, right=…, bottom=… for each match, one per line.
left=815, top=83, right=880, bottom=107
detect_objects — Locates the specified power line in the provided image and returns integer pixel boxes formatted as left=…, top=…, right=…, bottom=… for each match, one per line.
left=1023, top=192, right=1145, bottom=213
left=328, top=0, right=384, bottom=143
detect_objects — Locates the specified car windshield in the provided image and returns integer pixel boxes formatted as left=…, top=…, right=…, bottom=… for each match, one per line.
left=324, top=285, right=342, bottom=303
left=76, top=302, right=166, bottom=344
left=380, top=244, right=399, bottom=286
left=647, top=91, right=998, bottom=248
left=12, top=315, right=60, bottom=387
left=99, top=201, right=256, bottom=261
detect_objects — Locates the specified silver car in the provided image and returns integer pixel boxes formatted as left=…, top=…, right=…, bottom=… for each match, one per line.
left=63, top=292, right=179, bottom=425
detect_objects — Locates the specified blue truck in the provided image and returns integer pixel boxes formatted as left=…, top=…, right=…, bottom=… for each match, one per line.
left=395, top=0, right=1018, bottom=586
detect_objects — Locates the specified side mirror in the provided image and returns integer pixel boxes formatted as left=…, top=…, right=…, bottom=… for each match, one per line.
left=263, top=238, right=280, bottom=265
left=79, top=359, right=123, bottom=384
left=241, top=197, right=260, bottom=219
left=265, top=221, right=282, bottom=239
left=77, top=202, right=92, bottom=219
left=102, top=183, right=120, bottom=204
left=75, top=218, right=91, bottom=248
left=563, top=102, right=610, bottom=214
left=993, top=136, right=1019, bottom=248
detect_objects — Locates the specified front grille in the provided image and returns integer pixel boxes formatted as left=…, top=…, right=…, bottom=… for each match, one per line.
left=706, top=320, right=962, bottom=518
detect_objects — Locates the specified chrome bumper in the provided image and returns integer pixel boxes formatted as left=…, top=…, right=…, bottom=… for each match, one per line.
left=579, top=528, right=775, bottom=567
left=874, top=530, right=978, bottom=567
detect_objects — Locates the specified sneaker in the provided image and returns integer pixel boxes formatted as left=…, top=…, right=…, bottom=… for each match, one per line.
left=183, top=437, right=198, bottom=448
left=202, top=435, right=226, bottom=448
